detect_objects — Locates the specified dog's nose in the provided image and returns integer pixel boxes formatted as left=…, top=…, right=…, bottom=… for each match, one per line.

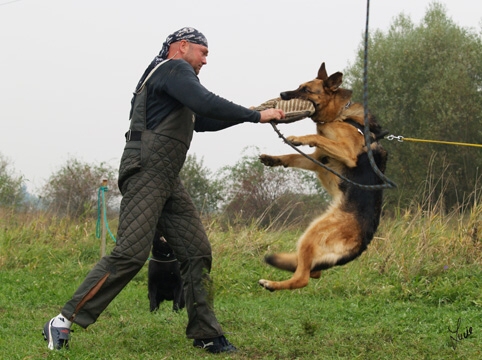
left=280, top=92, right=289, bottom=100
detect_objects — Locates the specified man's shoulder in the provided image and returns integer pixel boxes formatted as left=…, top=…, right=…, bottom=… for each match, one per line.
left=165, top=59, right=192, bottom=70
left=150, top=59, right=194, bottom=79
left=146, top=59, right=183, bottom=78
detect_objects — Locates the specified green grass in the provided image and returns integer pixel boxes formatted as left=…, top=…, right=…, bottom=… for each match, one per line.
left=0, top=207, right=481, bottom=359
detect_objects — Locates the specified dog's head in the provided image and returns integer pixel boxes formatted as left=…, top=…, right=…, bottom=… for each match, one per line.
left=280, top=62, right=352, bottom=123
left=152, top=234, right=176, bottom=260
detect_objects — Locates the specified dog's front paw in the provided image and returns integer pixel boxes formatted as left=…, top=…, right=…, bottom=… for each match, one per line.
left=259, top=154, right=282, bottom=167
left=259, top=279, right=276, bottom=292
left=286, top=136, right=302, bottom=146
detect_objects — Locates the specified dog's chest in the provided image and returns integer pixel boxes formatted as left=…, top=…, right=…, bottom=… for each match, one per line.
left=317, top=122, right=353, bottom=139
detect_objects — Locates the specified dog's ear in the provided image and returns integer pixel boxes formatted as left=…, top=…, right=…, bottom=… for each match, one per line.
left=324, top=72, right=343, bottom=92
left=317, top=62, right=328, bottom=81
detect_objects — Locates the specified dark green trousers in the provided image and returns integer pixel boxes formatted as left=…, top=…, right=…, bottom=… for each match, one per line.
left=61, top=134, right=223, bottom=339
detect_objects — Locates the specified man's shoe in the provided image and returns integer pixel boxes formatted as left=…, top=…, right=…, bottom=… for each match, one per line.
left=193, top=335, right=237, bottom=354
left=42, top=318, right=71, bottom=350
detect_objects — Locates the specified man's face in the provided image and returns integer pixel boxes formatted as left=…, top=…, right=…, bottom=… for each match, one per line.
left=183, top=42, right=208, bottom=75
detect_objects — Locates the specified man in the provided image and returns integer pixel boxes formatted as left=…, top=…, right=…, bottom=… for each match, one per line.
left=42, top=27, right=284, bottom=354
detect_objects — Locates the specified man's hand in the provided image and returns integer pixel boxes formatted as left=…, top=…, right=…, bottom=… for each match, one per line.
left=259, top=109, right=285, bottom=123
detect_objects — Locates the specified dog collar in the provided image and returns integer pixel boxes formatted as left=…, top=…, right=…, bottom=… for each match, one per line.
left=344, top=119, right=365, bottom=135
left=344, top=119, right=380, bottom=141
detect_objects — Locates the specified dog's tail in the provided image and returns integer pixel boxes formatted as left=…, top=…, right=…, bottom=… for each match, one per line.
left=264, top=253, right=298, bottom=272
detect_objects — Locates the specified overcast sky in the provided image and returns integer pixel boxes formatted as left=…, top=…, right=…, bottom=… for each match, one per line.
left=1, top=0, right=481, bottom=194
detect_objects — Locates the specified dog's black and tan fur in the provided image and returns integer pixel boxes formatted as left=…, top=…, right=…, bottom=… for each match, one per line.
left=148, top=232, right=185, bottom=311
left=258, top=62, right=388, bottom=291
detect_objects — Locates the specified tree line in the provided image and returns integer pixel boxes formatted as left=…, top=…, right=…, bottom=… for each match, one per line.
left=0, top=149, right=326, bottom=228
left=344, top=2, right=482, bottom=211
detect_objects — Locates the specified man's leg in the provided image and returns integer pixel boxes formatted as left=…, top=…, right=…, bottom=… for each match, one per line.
left=43, top=134, right=186, bottom=350
left=60, top=168, right=170, bottom=328
left=158, top=178, right=223, bottom=339
left=158, top=180, right=236, bottom=353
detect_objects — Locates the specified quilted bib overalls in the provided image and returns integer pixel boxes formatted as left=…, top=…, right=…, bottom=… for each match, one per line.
left=61, top=60, right=224, bottom=339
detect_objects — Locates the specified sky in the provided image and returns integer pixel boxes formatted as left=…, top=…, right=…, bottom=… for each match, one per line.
left=1, top=0, right=481, bottom=194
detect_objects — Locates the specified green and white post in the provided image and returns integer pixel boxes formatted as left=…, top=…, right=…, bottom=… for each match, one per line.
left=100, top=178, right=108, bottom=258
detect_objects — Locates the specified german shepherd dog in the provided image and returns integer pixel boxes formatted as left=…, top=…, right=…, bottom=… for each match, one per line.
left=148, top=232, right=185, bottom=311
left=258, top=62, right=388, bottom=291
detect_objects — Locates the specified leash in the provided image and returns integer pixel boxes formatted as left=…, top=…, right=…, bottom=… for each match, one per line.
left=361, top=0, right=397, bottom=190
left=386, top=135, right=482, bottom=148
left=269, top=122, right=393, bottom=191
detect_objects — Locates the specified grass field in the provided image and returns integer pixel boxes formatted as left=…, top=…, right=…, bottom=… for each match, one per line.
left=0, top=205, right=481, bottom=359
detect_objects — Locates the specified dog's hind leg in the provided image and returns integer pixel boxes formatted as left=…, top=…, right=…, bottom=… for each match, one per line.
left=259, top=257, right=312, bottom=291
left=259, top=243, right=316, bottom=291
left=263, top=252, right=322, bottom=280
left=259, top=211, right=363, bottom=291
left=172, top=283, right=185, bottom=312
left=148, top=288, right=158, bottom=312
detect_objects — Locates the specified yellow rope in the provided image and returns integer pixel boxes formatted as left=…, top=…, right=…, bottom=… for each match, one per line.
left=386, top=135, right=482, bottom=148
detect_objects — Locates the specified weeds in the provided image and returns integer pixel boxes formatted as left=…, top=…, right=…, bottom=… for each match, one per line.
left=1, top=200, right=481, bottom=359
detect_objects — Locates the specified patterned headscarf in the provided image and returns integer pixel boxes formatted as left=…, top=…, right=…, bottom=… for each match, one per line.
left=135, top=27, right=208, bottom=91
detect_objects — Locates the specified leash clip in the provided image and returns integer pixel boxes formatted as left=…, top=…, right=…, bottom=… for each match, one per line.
left=386, top=135, right=404, bottom=142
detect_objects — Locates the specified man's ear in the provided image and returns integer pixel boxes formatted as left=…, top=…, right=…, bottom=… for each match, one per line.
left=178, top=40, right=190, bottom=55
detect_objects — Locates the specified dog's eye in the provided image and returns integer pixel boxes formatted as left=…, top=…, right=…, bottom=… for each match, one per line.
left=302, top=87, right=313, bottom=94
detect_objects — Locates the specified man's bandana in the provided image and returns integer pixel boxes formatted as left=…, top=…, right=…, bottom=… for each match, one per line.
left=135, top=27, right=208, bottom=91
left=158, top=27, right=208, bottom=59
